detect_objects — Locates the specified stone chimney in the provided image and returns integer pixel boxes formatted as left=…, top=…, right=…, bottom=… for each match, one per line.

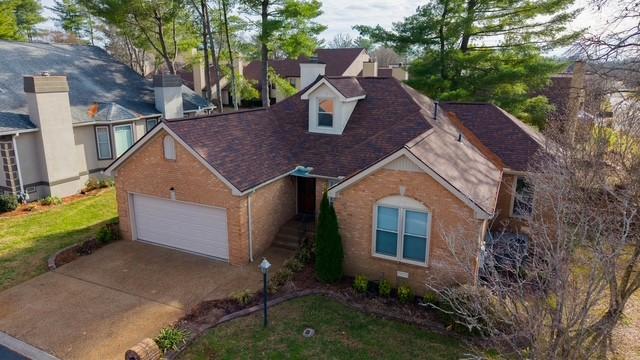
left=153, top=73, right=184, bottom=119
left=362, top=60, right=378, bottom=77
left=192, top=48, right=205, bottom=97
left=300, top=57, right=326, bottom=89
left=24, top=74, right=80, bottom=197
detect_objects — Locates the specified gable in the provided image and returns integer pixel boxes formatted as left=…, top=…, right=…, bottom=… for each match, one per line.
left=329, top=149, right=499, bottom=219
left=384, top=155, right=422, bottom=172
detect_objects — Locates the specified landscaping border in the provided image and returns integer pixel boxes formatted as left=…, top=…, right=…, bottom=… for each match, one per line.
left=166, top=288, right=455, bottom=360
left=47, top=222, right=120, bottom=270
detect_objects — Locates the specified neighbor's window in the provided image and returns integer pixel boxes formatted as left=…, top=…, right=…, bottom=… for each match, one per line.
left=146, top=118, right=158, bottom=132
left=318, top=99, right=334, bottom=127
left=163, top=135, right=176, bottom=160
left=95, top=126, right=112, bottom=160
left=512, top=176, right=534, bottom=217
left=113, top=124, right=134, bottom=158
left=374, top=197, right=430, bottom=265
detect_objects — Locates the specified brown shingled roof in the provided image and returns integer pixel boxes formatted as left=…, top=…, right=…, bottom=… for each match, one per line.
left=440, top=102, right=543, bottom=172
left=165, top=76, right=431, bottom=191
left=324, top=77, right=366, bottom=98
left=243, top=48, right=366, bottom=82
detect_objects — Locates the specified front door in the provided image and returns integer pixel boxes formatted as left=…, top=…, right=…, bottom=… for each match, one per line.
left=297, top=177, right=316, bottom=215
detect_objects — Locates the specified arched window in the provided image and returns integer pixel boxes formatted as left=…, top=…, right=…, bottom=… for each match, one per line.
left=163, top=135, right=176, bottom=160
left=373, top=195, right=430, bottom=265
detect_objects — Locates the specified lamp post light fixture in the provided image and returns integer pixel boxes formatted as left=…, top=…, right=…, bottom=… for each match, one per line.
left=259, top=258, right=271, bottom=328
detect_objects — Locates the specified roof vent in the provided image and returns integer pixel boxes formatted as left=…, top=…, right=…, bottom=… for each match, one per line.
left=433, top=101, right=439, bottom=121
left=40, top=71, right=50, bottom=77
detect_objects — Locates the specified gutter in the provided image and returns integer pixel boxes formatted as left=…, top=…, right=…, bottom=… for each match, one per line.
left=0, top=128, right=39, bottom=137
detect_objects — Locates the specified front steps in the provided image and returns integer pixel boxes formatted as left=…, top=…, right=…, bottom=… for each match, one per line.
left=272, top=218, right=315, bottom=250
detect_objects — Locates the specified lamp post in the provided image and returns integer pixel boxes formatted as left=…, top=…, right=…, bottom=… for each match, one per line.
left=259, top=258, right=271, bottom=328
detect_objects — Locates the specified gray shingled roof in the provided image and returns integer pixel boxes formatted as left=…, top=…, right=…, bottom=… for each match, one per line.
left=0, top=40, right=211, bottom=133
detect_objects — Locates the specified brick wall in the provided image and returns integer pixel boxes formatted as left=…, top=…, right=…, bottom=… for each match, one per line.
left=333, top=168, right=484, bottom=294
left=115, top=130, right=249, bottom=265
left=492, top=174, right=528, bottom=233
left=250, top=176, right=297, bottom=257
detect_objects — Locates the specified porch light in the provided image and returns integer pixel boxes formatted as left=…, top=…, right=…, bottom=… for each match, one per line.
left=259, top=258, right=271, bottom=327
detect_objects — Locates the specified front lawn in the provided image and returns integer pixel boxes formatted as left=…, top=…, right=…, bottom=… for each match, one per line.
left=181, top=295, right=469, bottom=360
left=0, top=189, right=117, bottom=290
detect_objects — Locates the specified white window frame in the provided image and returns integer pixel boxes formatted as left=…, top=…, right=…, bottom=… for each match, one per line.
left=371, top=196, right=431, bottom=267
left=510, top=176, right=533, bottom=219
left=113, top=124, right=135, bottom=158
left=317, top=97, right=334, bottom=128
left=95, top=125, right=112, bottom=160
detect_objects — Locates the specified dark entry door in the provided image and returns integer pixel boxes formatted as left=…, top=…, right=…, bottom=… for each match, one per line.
left=297, top=177, right=316, bottom=215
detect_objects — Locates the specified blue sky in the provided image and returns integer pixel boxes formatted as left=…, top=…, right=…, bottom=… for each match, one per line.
left=40, top=0, right=610, bottom=45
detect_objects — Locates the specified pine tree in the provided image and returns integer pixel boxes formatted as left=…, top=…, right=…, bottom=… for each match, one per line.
left=314, top=191, right=343, bottom=283
left=356, top=0, right=581, bottom=128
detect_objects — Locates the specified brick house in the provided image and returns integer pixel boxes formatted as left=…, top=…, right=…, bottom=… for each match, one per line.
left=107, top=60, right=543, bottom=292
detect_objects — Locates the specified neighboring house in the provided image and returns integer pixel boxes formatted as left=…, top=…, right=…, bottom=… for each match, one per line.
left=181, top=48, right=408, bottom=105
left=107, top=60, right=543, bottom=293
left=0, top=41, right=213, bottom=200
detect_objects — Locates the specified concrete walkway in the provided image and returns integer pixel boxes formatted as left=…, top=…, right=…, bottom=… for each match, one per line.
left=0, top=241, right=292, bottom=360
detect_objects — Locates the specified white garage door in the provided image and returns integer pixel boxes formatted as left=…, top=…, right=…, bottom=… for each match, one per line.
left=132, top=194, right=229, bottom=260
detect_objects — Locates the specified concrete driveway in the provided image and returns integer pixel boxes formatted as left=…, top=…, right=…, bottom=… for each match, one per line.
left=0, top=241, right=292, bottom=360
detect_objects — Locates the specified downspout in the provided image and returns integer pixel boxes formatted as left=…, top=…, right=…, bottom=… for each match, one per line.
left=12, top=134, right=24, bottom=195
left=248, top=190, right=255, bottom=262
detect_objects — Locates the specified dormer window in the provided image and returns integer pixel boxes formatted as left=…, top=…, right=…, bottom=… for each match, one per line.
left=318, top=99, right=334, bottom=127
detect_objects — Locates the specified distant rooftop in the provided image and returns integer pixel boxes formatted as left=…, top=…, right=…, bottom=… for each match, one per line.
left=0, top=40, right=211, bottom=133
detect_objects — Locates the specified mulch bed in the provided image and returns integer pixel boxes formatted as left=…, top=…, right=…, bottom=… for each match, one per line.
left=0, top=188, right=110, bottom=219
left=49, top=222, right=120, bottom=270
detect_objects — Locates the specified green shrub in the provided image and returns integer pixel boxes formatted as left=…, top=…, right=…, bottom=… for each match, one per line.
left=284, top=257, right=304, bottom=273
left=423, top=291, right=440, bottom=306
left=398, top=285, right=414, bottom=304
left=0, top=194, right=18, bottom=213
left=353, top=275, right=368, bottom=293
left=84, top=178, right=100, bottom=192
left=96, top=224, right=116, bottom=245
left=154, top=327, right=189, bottom=353
left=231, top=289, right=254, bottom=305
left=314, top=191, right=343, bottom=283
left=271, top=267, right=294, bottom=287
left=98, top=178, right=114, bottom=188
left=39, top=196, right=62, bottom=206
left=379, top=279, right=392, bottom=297
left=296, top=244, right=313, bottom=264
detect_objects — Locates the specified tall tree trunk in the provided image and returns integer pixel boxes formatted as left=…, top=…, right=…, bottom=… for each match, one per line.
left=459, top=0, right=477, bottom=53
left=200, top=0, right=213, bottom=101
left=204, top=3, right=224, bottom=112
left=260, top=0, right=270, bottom=108
left=220, top=0, right=238, bottom=110
left=155, top=14, right=176, bottom=74
left=438, top=0, right=449, bottom=80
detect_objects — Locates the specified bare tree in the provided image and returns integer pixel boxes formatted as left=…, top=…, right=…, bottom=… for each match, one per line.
left=370, top=47, right=403, bottom=67
left=327, top=33, right=354, bottom=48
left=429, top=95, right=640, bottom=358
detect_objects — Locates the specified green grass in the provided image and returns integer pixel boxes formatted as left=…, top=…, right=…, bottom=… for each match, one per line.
left=181, top=296, right=469, bottom=360
left=0, top=189, right=117, bottom=290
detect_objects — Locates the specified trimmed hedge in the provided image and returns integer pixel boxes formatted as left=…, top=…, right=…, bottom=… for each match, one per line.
left=0, top=194, right=18, bottom=213
left=314, top=191, right=344, bottom=283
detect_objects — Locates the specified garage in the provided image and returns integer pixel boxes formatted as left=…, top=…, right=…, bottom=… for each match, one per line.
left=131, top=194, right=229, bottom=260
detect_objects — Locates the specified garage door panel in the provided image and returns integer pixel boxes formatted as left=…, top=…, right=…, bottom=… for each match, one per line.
left=132, top=195, right=229, bottom=260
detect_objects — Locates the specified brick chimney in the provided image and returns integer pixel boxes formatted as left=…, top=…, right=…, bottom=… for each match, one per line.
left=153, top=73, right=184, bottom=119
left=300, top=57, right=326, bottom=89
left=362, top=60, right=378, bottom=77
left=24, top=74, right=80, bottom=197
left=566, top=60, right=586, bottom=143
